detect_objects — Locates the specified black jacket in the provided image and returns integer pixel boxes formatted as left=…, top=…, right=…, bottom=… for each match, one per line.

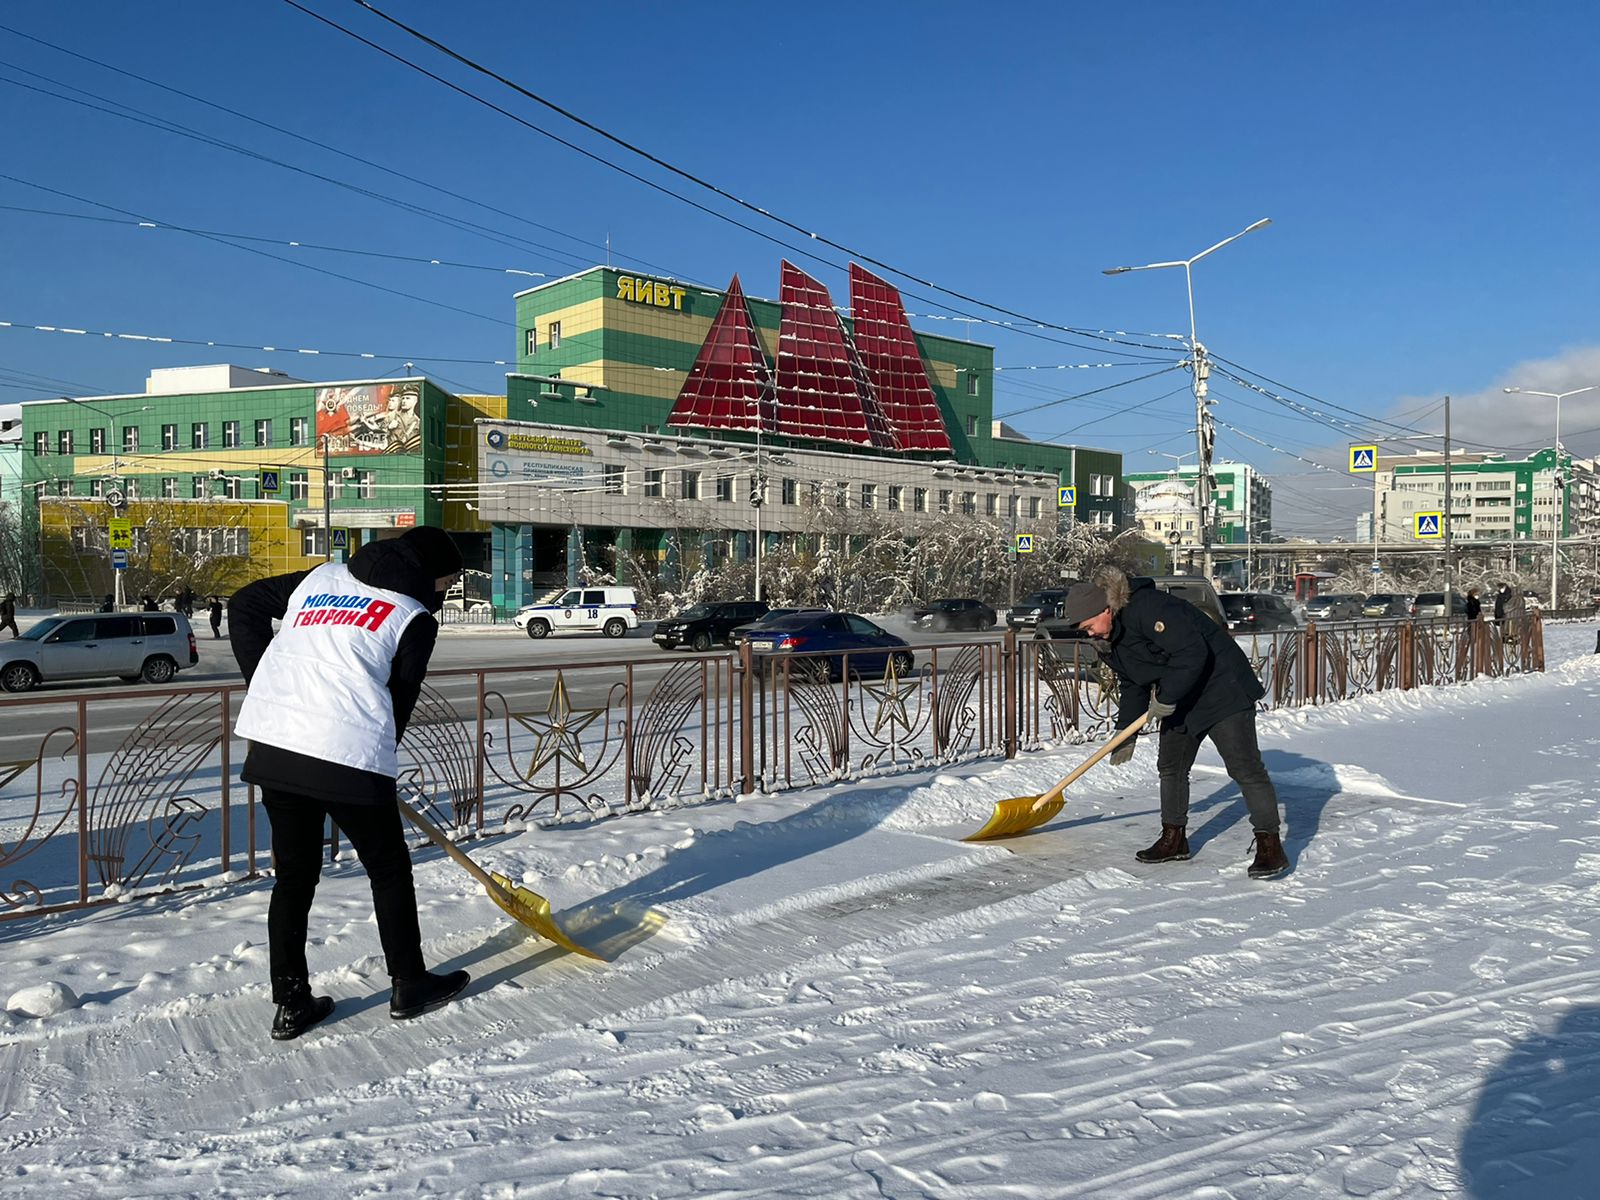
left=1108, top=577, right=1265, bottom=736
left=229, top=539, right=442, bottom=805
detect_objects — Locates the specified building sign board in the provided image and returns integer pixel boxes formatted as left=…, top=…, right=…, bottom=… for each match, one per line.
left=615, top=276, right=688, bottom=310
left=484, top=429, right=591, bottom=456
left=316, top=383, right=422, bottom=456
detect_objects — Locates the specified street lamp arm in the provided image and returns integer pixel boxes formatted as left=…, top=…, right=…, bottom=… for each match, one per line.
left=1102, top=260, right=1188, bottom=275
left=1189, top=218, right=1273, bottom=266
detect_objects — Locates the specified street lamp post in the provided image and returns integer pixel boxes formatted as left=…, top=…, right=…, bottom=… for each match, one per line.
left=1105, top=219, right=1272, bottom=586
left=1167, top=528, right=1183, bottom=575
left=1504, top=384, right=1597, bottom=608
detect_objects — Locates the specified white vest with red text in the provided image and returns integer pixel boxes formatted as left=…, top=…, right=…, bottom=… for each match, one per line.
left=234, top=562, right=427, bottom=777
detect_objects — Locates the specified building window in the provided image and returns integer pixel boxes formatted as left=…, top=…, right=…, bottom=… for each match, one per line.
left=715, top=474, right=733, bottom=502
left=644, top=468, right=664, bottom=498
left=90, top=478, right=105, bottom=499
left=914, top=487, right=928, bottom=513
left=302, top=527, right=327, bottom=557
left=289, top=472, right=309, bottom=501
left=162, top=477, right=178, bottom=499
left=290, top=416, right=310, bottom=447
left=641, top=424, right=660, bottom=435
left=549, top=321, right=562, bottom=350
left=162, top=424, right=177, bottom=451
left=965, top=415, right=978, bottom=437
left=781, top=477, right=797, bottom=506
left=33, top=432, right=47, bottom=456
left=860, top=482, right=877, bottom=510
left=192, top=477, right=206, bottom=499
left=965, top=371, right=979, bottom=397
left=58, top=430, right=73, bottom=455
left=358, top=471, right=375, bottom=500
left=888, top=485, right=903, bottom=512
left=90, top=428, right=105, bottom=454
left=192, top=422, right=208, bottom=450
left=122, top=426, right=139, bottom=454
left=1028, top=496, right=1041, bottom=519
left=808, top=481, right=823, bottom=507
left=58, top=479, right=73, bottom=496
left=125, top=478, right=139, bottom=500
left=255, top=419, right=272, bottom=448
left=679, top=469, right=700, bottom=501
left=939, top=489, right=952, bottom=514
left=222, top=476, right=242, bottom=500
left=985, top=493, right=997, bottom=517
left=223, top=421, right=239, bottom=449
left=525, top=328, right=538, bottom=357
left=961, top=492, right=976, bottom=516
left=603, top=463, right=624, bottom=495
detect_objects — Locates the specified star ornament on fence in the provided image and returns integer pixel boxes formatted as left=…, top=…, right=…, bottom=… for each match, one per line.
left=859, top=655, right=921, bottom=738
left=515, top=672, right=606, bottom=778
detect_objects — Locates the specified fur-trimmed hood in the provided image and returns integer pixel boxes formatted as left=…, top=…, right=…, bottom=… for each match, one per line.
left=1093, top=566, right=1134, bottom=613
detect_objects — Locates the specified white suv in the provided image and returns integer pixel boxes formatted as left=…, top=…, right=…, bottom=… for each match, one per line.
left=514, top=586, right=639, bottom=640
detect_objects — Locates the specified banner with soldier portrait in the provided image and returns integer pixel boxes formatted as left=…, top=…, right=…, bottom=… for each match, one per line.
left=314, top=383, right=423, bottom=456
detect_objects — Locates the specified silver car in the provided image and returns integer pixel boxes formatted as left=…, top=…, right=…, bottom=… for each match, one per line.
left=0, top=612, right=200, bottom=691
left=1302, top=593, right=1363, bottom=622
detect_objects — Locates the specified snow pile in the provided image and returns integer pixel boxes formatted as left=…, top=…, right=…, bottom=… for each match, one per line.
left=7, top=981, right=79, bottom=1018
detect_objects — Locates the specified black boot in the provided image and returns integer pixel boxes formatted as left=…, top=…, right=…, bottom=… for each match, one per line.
left=270, top=978, right=334, bottom=1041
left=1135, top=824, right=1190, bottom=864
left=390, top=969, right=470, bottom=1020
left=1247, top=831, right=1290, bottom=879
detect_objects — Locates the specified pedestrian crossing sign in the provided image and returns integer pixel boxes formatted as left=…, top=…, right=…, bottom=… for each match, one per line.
left=1015, top=533, right=1035, bottom=554
left=330, top=528, right=350, bottom=550
left=1348, top=445, right=1377, bottom=473
left=259, top=469, right=282, bottom=495
left=1413, top=511, right=1443, bottom=539
left=1057, top=485, right=1077, bottom=508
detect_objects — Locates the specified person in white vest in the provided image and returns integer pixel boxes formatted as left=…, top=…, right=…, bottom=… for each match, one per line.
left=230, top=525, right=468, bottom=1040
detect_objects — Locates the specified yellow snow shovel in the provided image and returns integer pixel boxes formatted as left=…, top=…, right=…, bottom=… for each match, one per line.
left=398, top=799, right=604, bottom=960
left=964, top=712, right=1150, bottom=842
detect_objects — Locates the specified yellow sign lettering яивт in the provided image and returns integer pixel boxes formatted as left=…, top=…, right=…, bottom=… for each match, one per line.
left=616, top=276, right=688, bottom=311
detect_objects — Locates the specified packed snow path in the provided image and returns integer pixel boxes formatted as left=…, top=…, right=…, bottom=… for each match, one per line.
left=3, top=627, right=1598, bottom=1197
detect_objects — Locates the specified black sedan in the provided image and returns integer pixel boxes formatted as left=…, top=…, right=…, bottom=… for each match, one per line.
left=742, top=611, right=913, bottom=680
left=912, top=597, right=997, bottom=632
left=653, top=600, right=769, bottom=651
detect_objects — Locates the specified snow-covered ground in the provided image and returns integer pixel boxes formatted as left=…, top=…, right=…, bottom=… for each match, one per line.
left=3, top=625, right=1598, bottom=1198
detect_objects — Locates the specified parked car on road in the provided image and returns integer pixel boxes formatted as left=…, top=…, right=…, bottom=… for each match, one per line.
left=1303, top=593, right=1364, bottom=622
left=1410, top=591, right=1468, bottom=618
left=743, top=611, right=913, bottom=680
left=1220, top=592, right=1300, bottom=632
left=913, top=598, right=996, bottom=632
left=1361, top=593, right=1413, bottom=618
left=0, top=612, right=199, bottom=692
left=513, top=586, right=638, bottom=639
left=1006, top=588, right=1072, bottom=630
left=653, top=600, right=770, bottom=651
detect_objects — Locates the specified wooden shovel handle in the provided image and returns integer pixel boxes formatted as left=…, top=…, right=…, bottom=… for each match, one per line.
left=397, top=798, right=501, bottom=893
left=1037, top=711, right=1151, bottom=807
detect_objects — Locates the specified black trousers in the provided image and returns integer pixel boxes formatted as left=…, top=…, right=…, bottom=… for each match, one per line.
left=262, top=790, right=427, bottom=999
left=1156, top=708, right=1281, bottom=833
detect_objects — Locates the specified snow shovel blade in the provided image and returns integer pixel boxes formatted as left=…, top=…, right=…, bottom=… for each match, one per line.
left=964, top=794, right=1064, bottom=842
left=486, top=870, right=605, bottom=961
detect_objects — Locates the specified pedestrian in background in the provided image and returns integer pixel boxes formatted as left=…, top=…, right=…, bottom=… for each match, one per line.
left=140, top=594, right=158, bottom=612
left=208, top=595, right=224, bottom=639
left=99, top=594, right=115, bottom=613
left=1503, top=585, right=1527, bottom=645
left=1465, top=588, right=1481, bottom=622
left=1062, top=570, right=1289, bottom=880
left=230, top=525, right=469, bottom=1041
left=0, top=592, right=18, bottom=638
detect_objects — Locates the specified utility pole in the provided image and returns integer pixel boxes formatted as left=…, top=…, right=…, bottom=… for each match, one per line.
left=321, top=434, right=333, bottom=561
left=1443, top=395, right=1453, bottom=626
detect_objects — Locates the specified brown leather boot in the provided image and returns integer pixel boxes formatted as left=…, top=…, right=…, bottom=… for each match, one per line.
left=1135, top=824, right=1190, bottom=864
left=1247, top=831, right=1289, bottom=879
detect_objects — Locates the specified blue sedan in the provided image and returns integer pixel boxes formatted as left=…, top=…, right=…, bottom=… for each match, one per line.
left=742, top=612, right=914, bottom=680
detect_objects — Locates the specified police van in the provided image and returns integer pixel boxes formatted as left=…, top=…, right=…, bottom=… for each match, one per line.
left=513, top=586, right=639, bottom=639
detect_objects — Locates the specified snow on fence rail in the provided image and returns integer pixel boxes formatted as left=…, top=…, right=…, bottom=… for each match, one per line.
left=0, top=614, right=1544, bottom=925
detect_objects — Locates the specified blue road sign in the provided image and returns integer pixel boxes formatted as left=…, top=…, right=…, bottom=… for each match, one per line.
left=111, top=549, right=128, bottom=570
left=1413, top=512, right=1443, bottom=539
left=260, top=469, right=281, bottom=495
left=1348, top=445, right=1377, bottom=472
left=329, top=528, right=350, bottom=550
left=1057, top=485, right=1077, bottom=508
left=1015, top=533, right=1035, bottom=554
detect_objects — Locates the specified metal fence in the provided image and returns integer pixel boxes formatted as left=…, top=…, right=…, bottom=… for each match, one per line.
left=0, top=613, right=1545, bottom=925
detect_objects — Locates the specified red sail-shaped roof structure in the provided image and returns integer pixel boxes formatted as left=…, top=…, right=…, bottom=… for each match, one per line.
left=848, top=263, right=953, bottom=453
left=772, top=260, right=897, bottom=450
left=666, top=274, right=775, bottom=435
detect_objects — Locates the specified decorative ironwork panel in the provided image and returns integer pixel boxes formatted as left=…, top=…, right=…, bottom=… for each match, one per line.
left=0, top=726, right=80, bottom=913
left=481, top=669, right=628, bottom=823
left=398, top=683, right=480, bottom=830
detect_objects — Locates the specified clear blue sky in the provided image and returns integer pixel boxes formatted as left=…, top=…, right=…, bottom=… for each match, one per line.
left=5, top=1, right=1599, bottom=536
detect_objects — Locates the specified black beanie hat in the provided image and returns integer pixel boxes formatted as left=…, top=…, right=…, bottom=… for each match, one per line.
left=398, top=526, right=462, bottom=578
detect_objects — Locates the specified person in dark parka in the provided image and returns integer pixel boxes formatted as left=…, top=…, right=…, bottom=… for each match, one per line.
left=0, top=592, right=18, bottom=638
left=1063, top=570, right=1289, bottom=879
left=230, top=526, right=470, bottom=1040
